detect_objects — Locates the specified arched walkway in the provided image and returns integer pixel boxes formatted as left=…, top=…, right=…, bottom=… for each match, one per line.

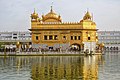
left=70, top=43, right=81, bottom=51
left=105, top=46, right=119, bottom=51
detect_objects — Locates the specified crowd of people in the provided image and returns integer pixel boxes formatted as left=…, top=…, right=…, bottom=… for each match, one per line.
left=0, top=47, right=41, bottom=52
left=0, top=47, right=16, bottom=52
left=0, top=47, right=79, bottom=53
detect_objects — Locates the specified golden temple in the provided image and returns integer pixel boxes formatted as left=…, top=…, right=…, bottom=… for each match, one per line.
left=29, top=6, right=98, bottom=52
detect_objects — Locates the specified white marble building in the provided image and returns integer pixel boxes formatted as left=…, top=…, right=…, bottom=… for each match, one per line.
left=0, top=31, right=31, bottom=42
left=97, top=31, right=120, bottom=51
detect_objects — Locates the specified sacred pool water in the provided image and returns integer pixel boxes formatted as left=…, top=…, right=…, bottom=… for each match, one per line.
left=0, top=52, right=120, bottom=80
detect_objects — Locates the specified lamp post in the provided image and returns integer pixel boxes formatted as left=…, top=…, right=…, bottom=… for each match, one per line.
left=16, top=41, right=20, bottom=53
left=101, top=43, right=104, bottom=52
left=4, top=46, right=6, bottom=56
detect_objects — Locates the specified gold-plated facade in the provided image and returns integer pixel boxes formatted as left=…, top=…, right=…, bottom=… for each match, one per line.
left=29, top=6, right=98, bottom=51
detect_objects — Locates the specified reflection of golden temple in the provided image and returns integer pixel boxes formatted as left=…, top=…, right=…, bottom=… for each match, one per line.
left=83, top=56, right=98, bottom=80
left=29, top=56, right=103, bottom=80
left=0, top=56, right=104, bottom=79
left=29, top=6, right=99, bottom=53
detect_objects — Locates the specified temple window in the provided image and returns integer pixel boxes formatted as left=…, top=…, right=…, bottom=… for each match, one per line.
left=78, top=36, right=80, bottom=40
left=54, top=35, right=58, bottom=40
left=44, top=35, right=47, bottom=40
left=71, top=36, right=73, bottom=40
left=74, top=36, right=77, bottom=40
left=36, top=36, right=38, bottom=40
left=49, top=35, right=52, bottom=40
left=88, top=37, right=90, bottom=40
left=63, top=36, right=66, bottom=40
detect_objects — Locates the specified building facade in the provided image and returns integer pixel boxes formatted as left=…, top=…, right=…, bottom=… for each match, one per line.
left=97, top=31, right=120, bottom=51
left=0, top=31, right=31, bottom=42
left=29, top=6, right=98, bottom=52
left=0, top=31, right=31, bottom=49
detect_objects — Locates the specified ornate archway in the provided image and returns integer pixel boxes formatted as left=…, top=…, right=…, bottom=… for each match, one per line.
left=70, top=43, right=81, bottom=51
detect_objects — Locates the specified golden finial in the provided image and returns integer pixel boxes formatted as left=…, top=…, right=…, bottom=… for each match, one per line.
left=50, top=1, right=54, bottom=12
left=86, top=8, right=90, bottom=15
left=50, top=6, right=53, bottom=12
left=34, top=8, right=36, bottom=14
left=83, top=8, right=91, bottom=20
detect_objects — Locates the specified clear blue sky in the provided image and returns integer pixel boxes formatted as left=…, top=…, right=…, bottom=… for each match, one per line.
left=0, top=0, right=120, bottom=31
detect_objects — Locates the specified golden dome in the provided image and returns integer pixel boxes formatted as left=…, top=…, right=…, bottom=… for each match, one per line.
left=42, top=6, right=62, bottom=22
left=31, top=9, right=39, bottom=19
left=83, top=11, right=91, bottom=20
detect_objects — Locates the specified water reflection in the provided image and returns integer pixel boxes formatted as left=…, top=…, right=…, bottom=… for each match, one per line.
left=0, top=55, right=104, bottom=80
left=99, top=52, right=120, bottom=80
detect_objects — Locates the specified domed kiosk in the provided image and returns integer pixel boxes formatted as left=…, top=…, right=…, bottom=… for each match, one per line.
left=31, top=9, right=39, bottom=21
